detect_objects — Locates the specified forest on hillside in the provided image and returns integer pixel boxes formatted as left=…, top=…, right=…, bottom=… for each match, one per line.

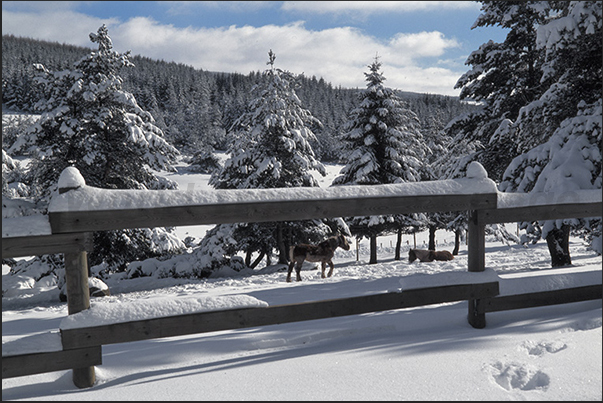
left=2, top=1, right=600, bottom=289
left=2, top=34, right=476, bottom=160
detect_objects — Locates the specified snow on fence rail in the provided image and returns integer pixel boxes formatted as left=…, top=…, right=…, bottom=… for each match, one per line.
left=2, top=164, right=602, bottom=388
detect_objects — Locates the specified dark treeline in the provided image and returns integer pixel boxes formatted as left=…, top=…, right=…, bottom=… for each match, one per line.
left=2, top=34, right=477, bottom=160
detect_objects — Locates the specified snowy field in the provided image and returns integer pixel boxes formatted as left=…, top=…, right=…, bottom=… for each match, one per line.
left=2, top=159, right=602, bottom=401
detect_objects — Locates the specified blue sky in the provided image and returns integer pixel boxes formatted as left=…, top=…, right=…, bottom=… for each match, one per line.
left=2, top=1, right=508, bottom=96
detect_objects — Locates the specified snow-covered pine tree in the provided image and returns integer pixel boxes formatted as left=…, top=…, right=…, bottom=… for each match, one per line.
left=500, top=1, right=602, bottom=263
left=332, top=56, right=427, bottom=263
left=204, top=50, right=331, bottom=269
left=434, top=1, right=557, bottom=256
left=513, top=1, right=602, bottom=154
left=2, top=149, right=29, bottom=198
left=11, top=25, right=183, bottom=271
left=439, top=1, right=550, bottom=182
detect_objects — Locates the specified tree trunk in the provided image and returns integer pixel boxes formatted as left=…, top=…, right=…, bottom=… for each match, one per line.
left=394, top=229, right=402, bottom=260
left=546, top=224, right=572, bottom=267
left=248, top=251, right=265, bottom=269
left=369, top=234, right=378, bottom=264
left=452, top=230, right=461, bottom=256
left=245, top=250, right=251, bottom=267
left=428, top=226, right=436, bottom=250
left=277, top=223, right=288, bottom=264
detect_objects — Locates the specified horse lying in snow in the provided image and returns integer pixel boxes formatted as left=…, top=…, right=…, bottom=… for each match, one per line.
left=409, top=248, right=454, bottom=263
left=287, top=234, right=350, bottom=282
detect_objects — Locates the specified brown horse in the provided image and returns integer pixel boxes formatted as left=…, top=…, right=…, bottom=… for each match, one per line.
left=287, top=234, right=350, bottom=282
left=409, top=249, right=454, bottom=263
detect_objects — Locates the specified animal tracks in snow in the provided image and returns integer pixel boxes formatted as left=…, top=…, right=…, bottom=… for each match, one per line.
left=486, top=316, right=602, bottom=394
left=520, top=340, right=567, bottom=357
left=485, top=338, right=568, bottom=392
left=485, top=361, right=550, bottom=391
left=562, top=316, right=602, bottom=332
left=485, top=361, right=551, bottom=391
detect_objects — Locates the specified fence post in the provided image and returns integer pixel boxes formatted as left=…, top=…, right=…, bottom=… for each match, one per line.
left=64, top=251, right=95, bottom=388
left=58, top=167, right=96, bottom=388
left=467, top=209, right=487, bottom=328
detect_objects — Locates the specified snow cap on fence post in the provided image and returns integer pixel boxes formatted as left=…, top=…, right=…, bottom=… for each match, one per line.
left=58, top=166, right=86, bottom=194
left=466, top=161, right=488, bottom=180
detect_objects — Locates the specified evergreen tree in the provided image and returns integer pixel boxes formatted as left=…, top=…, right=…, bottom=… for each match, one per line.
left=333, top=56, right=427, bottom=263
left=500, top=1, right=602, bottom=263
left=2, top=149, right=29, bottom=198
left=440, top=1, right=550, bottom=182
left=204, top=50, right=331, bottom=269
left=12, top=25, right=183, bottom=271
left=513, top=1, right=602, bottom=154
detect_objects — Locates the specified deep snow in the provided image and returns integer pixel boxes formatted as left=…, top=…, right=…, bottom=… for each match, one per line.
left=2, top=159, right=602, bottom=401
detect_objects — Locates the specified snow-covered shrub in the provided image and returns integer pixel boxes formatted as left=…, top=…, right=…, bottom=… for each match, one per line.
left=188, top=147, right=222, bottom=174
left=2, top=254, right=62, bottom=298
left=2, top=150, right=31, bottom=198
left=2, top=113, right=39, bottom=154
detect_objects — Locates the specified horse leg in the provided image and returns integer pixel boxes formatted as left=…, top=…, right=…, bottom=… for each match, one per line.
left=327, top=260, right=334, bottom=277
left=287, top=261, right=295, bottom=282
left=321, top=261, right=327, bottom=278
left=295, top=261, right=303, bottom=282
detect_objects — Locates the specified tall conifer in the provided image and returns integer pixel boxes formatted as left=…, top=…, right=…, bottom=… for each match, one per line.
left=17, top=25, right=182, bottom=270
left=205, top=50, right=330, bottom=268
left=333, top=56, right=427, bottom=263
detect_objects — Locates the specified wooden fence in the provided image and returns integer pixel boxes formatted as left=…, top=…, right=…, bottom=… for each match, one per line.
left=2, top=167, right=601, bottom=388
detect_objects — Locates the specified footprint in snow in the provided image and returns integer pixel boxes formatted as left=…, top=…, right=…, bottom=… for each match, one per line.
left=485, top=361, right=550, bottom=391
left=521, top=340, right=567, bottom=357
left=562, top=317, right=602, bottom=332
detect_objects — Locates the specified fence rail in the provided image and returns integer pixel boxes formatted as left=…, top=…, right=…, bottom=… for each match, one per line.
left=1, top=232, right=93, bottom=259
left=2, top=347, right=101, bottom=379
left=59, top=281, right=500, bottom=350
left=478, top=284, right=603, bottom=313
left=477, top=202, right=602, bottom=224
left=48, top=191, right=497, bottom=233
left=2, top=166, right=601, bottom=389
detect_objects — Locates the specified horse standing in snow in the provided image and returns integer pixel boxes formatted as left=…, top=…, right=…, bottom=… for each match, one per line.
left=409, top=249, right=454, bottom=263
left=287, top=234, right=350, bottom=282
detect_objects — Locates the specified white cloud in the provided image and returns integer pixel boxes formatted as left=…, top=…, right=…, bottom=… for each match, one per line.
left=388, top=31, right=460, bottom=61
left=2, top=9, right=118, bottom=47
left=2, top=9, right=465, bottom=95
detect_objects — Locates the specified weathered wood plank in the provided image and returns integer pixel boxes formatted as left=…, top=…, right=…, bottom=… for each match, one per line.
left=1, top=232, right=93, bottom=259
left=49, top=193, right=497, bottom=234
left=60, top=281, right=500, bottom=349
left=478, top=285, right=602, bottom=313
left=467, top=210, right=486, bottom=273
left=478, top=202, right=602, bottom=225
left=64, top=251, right=91, bottom=315
left=2, top=346, right=101, bottom=379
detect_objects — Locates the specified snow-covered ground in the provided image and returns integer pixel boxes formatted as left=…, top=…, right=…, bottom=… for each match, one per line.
left=2, top=159, right=602, bottom=401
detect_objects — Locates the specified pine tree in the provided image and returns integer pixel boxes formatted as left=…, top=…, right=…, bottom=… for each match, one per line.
left=441, top=1, right=550, bottom=182
left=436, top=1, right=587, bottom=259
left=14, top=25, right=183, bottom=270
left=204, top=50, right=331, bottom=269
left=2, top=149, right=29, bottom=198
left=333, top=56, right=427, bottom=263
left=513, top=1, right=602, bottom=153
left=500, top=1, right=602, bottom=262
